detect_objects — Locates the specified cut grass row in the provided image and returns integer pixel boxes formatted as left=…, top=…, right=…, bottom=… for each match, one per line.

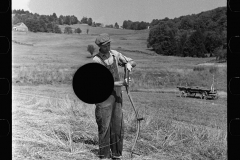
left=13, top=92, right=227, bottom=160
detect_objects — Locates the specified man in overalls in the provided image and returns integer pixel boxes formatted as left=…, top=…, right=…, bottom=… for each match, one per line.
left=93, top=33, right=136, bottom=159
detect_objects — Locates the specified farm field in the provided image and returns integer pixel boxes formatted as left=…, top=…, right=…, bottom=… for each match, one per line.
left=12, top=25, right=227, bottom=160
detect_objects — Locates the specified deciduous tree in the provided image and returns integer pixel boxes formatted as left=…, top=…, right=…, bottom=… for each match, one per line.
left=87, top=18, right=92, bottom=26
left=64, top=26, right=72, bottom=34
left=81, top=17, right=88, bottom=24
left=114, top=22, right=119, bottom=29
left=147, top=22, right=177, bottom=55
left=204, top=31, right=222, bottom=54
left=75, top=28, right=82, bottom=34
left=183, top=28, right=206, bottom=57
left=87, top=45, right=95, bottom=57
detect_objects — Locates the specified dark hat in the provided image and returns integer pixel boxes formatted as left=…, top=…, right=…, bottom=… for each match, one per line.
left=95, top=33, right=111, bottom=46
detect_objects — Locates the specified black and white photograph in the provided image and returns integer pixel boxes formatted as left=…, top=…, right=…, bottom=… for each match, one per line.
left=12, top=0, right=227, bottom=159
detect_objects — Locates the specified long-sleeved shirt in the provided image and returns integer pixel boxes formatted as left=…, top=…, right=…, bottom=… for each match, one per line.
left=92, top=50, right=135, bottom=68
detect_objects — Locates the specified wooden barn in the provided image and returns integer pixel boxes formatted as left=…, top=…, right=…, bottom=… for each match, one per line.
left=13, top=22, right=28, bottom=32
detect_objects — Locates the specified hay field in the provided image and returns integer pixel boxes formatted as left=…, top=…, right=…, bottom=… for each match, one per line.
left=12, top=27, right=227, bottom=160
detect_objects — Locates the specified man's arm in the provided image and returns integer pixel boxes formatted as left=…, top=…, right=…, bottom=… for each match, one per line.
left=111, top=50, right=136, bottom=68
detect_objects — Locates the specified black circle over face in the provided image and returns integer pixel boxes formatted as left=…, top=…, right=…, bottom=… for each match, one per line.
left=72, top=63, right=114, bottom=104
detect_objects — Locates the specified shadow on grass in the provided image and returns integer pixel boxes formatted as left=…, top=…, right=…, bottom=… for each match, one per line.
left=90, top=148, right=99, bottom=157
left=73, top=136, right=98, bottom=145
left=86, top=55, right=93, bottom=59
left=176, top=94, right=218, bottom=100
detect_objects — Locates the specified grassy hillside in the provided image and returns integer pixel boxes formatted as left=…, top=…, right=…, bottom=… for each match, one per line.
left=59, top=24, right=142, bottom=35
left=12, top=27, right=227, bottom=160
left=12, top=26, right=226, bottom=91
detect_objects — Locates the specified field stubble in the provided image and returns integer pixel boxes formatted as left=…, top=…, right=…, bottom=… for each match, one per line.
left=13, top=86, right=227, bottom=160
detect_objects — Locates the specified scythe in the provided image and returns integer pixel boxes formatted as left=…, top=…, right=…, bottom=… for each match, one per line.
left=124, top=65, right=144, bottom=158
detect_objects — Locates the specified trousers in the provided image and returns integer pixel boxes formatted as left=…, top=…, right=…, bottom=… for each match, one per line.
left=95, top=87, right=124, bottom=159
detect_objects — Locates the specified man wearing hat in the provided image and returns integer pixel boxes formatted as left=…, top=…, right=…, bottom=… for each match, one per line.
left=93, top=33, right=136, bottom=159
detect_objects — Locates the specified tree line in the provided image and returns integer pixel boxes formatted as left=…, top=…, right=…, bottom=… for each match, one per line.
left=122, top=20, right=150, bottom=30
left=147, top=7, right=227, bottom=58
left=12, top=9, right=98, bottom=33
left=13, top=9, right=79, bottom=33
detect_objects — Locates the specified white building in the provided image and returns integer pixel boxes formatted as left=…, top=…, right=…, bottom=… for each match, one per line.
left=13, top=22, right=28, bottom=32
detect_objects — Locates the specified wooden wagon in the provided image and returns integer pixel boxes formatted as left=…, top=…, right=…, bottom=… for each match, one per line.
left=177, top=86, right=218, bottom=100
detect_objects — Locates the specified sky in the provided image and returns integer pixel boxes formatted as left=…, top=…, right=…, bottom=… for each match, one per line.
left=12, top=0, right=227, bottom=26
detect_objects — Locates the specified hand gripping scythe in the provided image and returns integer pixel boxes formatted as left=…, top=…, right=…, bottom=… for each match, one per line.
left=124, top=65, right=144, bottom=158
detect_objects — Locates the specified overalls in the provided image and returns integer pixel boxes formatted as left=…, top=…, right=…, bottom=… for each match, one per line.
left=95, top=53, right=124, bottom=159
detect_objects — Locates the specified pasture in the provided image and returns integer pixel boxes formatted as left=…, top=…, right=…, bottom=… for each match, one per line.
left=12, top=25, right=227, bottom=160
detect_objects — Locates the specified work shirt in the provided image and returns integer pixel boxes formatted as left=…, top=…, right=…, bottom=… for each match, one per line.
left=92, top=50, right=133, bottom=72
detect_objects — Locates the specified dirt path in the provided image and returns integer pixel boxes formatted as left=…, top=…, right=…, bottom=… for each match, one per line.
left=197, top=62, right=227, bottom=67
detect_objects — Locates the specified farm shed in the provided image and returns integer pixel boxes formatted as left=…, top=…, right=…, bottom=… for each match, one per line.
left=13, top=22, right=28, bottom=32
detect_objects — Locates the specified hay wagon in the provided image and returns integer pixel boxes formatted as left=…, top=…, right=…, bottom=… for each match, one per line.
left=177, top=86, right=218, bottom=100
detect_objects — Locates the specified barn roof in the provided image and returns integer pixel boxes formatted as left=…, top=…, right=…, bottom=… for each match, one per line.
left=14, top=22, right=28, bottom=27
left=16, top=23, right=22, bottom=26
left=13, top=23, right=29, bottom=31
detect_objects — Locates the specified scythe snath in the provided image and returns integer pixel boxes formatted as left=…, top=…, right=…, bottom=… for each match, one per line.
left=124, top=66, right=144, bottom=158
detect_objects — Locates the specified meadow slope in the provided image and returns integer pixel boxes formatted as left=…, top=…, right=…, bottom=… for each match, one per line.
left=12, top=26, right=227, bottom=160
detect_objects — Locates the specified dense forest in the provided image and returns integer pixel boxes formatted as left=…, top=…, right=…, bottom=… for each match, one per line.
left=147, top=7, right=227, bottom=58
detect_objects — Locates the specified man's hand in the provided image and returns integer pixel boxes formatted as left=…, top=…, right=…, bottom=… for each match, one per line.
left=125, top=77, right=131, bottom=83
left=124, top=77, right=131, bottom=85
left=126, top=63, right=132, bottom=72
left=122, top=80, right=128, bottom=86
left=114, top=78, right=131, bottom=87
